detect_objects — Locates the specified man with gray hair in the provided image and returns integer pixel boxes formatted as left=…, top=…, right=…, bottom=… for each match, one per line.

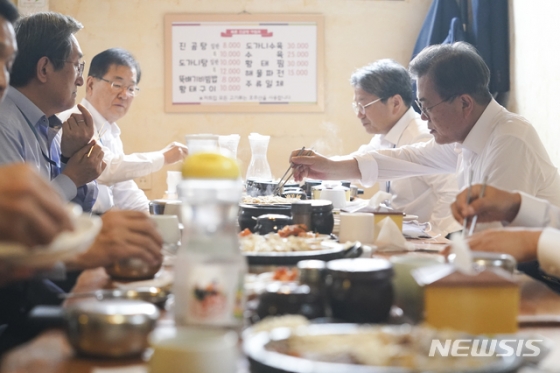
left=0, top=11, right=103, bottom=212
left=0, top=11, right=165, bottom=352
left=291, top=42, right=560, bottom=221
left=0, top=12, right=164, bottom=274
left=348, top=59, right=460, bottom=235
left=0, top=0, right=75, bottom=284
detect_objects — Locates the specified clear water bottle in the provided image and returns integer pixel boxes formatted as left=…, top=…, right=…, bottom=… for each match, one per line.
left=174, top=152, right=247, bottom=329
left=246, top=132, right=272, bottom=181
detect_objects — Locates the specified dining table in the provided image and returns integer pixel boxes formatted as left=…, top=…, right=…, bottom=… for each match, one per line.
left=1, top=237, right=560, bottom=373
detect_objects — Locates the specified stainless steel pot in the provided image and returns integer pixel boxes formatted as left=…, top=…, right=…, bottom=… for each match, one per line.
left=29, top=299, right=160, bottom=358
left=448, top=251, right=517, bottom=274
left=472, top=251, right=517, bottom=273
left=62, top=286, right=170, bottom=308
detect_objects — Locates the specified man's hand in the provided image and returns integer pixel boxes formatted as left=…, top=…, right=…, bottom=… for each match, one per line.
left=162, top=142, right=188, bottom=164
left=60, top=104, right=95, bottom=158
left=65, top=210, right=163, bottom=270
left=466, top=228, right=542, bottom=263
left=0, top=163, right=73, bottom=247
left=450, top=184, right=522, bottom=225
left=289, top=149, right=331, bottom=181
left=289, top=149, right=361, bottom=182
left=62, top=140, right=106, bottom=187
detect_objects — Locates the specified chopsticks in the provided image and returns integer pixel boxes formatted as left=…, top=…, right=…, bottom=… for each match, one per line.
left=467, top=175, right=488, bottom=237
left=273, top=146, right=306, bottom=196
left=461, top=170, right=474, bottom=239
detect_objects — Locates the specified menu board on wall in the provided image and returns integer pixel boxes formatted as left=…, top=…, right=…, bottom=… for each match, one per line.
left=164, top=14, right=324, bottom=113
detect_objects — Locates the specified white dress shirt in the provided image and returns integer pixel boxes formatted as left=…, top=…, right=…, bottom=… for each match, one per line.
left=353, top=99, right=560, bottom=209
left=80, top=99, right=165, bottom=213
left=351, top=108, right=461, bottom=235
left=509, top=192, right=560, bottom=278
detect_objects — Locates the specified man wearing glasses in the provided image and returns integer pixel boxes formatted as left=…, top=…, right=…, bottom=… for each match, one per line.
left=291, top=42, right=560, bottom=217
left=0, top=12, right=103, bottom=213
left=346, top=60, right=460, bottom=236
left=60, top=48, right=188, bottom=213
left=0, top=14, right=165, bottom=352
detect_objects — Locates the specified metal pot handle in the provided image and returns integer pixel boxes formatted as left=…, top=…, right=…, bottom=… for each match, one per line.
left=28, top=305, right=66, bottom=329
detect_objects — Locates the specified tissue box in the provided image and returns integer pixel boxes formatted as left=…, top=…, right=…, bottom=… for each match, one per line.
left=414, top=265, right=519, bottom=334
left=373, top=212, right=404, bottom=231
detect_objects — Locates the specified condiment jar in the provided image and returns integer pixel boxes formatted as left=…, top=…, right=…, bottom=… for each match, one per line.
left=304, top=180, right=322, bottom=199
left=291, top=201, right=312, bottom=229
left=310, top=200, right=334, bottom=234
left=326, top=258, right=394, bottom=323
left=175, top=152, right=247, bottom=330
left=298, top=259, right=326, bottom=287
left=298, top=260, right=328, bottom=317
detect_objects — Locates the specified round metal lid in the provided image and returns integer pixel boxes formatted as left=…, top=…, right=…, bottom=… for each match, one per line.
left=327, top=258, right=393, bottom=280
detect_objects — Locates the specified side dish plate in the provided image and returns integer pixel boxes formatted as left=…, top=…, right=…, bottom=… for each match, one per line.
left=243, top=323, right=523, bottom=373
left=243, top=241, right=362, bottom=265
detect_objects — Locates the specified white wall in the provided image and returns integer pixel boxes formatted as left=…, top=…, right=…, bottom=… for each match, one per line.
left=509, top=0, right=560, bottom=168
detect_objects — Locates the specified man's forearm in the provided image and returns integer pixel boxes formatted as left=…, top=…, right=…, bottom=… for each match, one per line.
left=327, top=156, right=362, bottom=180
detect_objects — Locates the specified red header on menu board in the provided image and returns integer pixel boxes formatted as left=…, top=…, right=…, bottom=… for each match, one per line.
left=221, top=29, right=273, bottom=37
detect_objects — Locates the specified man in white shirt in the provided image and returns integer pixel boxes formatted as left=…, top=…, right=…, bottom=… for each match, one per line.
left=451, top=184, right=560, bottom=280
left=290, top=42, right=560, bottom=215
left=68, top=48, right=188, bottom=213
left=348, top=60, right=460, bottom=235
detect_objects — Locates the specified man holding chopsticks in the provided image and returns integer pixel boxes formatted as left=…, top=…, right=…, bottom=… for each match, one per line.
left=291, top=42, right=560, bottom=227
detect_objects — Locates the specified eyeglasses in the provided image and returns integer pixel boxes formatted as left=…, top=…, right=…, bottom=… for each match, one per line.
left=96, top=77, right=140, bottom=97
left=54, top=60, right=86, bottom=77
left=415, top=97, right=453, bottom=117
left=352, top=97, right=383, bottom=115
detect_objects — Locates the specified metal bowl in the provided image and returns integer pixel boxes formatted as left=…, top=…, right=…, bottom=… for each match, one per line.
left=472, top=252, right=517, bottom=273
left=66, top=299, right=159, bottom=357
left=105, top=257, right=163, bottom=281
left=63, top=286, right=170, bottom=308
left=449, top=251, right=517, bottom=274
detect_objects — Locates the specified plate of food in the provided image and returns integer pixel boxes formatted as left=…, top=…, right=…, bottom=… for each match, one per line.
left=243, top=320, right=523, bottom=373
left=0, top=214, right=102, bottom=268
left=240, top=229, right=361, bottom=265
